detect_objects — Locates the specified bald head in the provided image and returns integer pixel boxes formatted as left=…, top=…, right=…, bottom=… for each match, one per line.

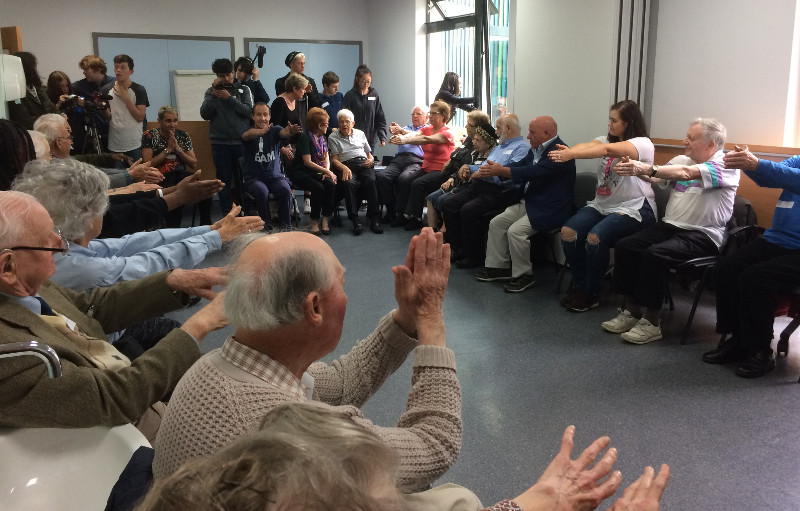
left=224, top=232, right=339, bottom=332
left=497, top=113, right=521, bottom=142
left=528, top=116, right=558, bottom=148
left=0, top=191, right=42, bottom=248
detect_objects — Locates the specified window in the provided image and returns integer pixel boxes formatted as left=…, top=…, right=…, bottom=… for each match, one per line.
left=426, top=0, right=510, bottom=127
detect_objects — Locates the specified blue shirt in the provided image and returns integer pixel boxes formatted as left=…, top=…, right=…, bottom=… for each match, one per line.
left=242, top=126, right=284, bottom=181
left=51, top=227, right=222, bottom=291
left=470, top=135, right=530, bottom=187
left=320, top=92, right=344, bottom=129
left=747, top=156, right=800, bottom=249
left=395, top=124, right=425, bottom=158
left=0, top=292, right=46, bottom=315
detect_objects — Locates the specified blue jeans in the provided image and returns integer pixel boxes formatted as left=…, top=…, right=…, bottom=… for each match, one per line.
left=561, top=201, right=655, bottom=296
left=114, top=147, right=143, bottom=169
left=245, top=176, right=293, bottom=228
left=211, top=144, right=244, bottom=215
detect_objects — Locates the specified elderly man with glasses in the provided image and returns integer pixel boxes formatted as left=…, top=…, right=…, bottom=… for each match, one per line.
left=0, top=190, right=228, bottom=441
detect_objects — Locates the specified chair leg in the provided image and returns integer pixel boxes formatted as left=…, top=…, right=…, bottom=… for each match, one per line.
left=777, top=315, right=800, bottom=357
left=664, top=282, right=675, bottom=311
left=680, top=267, right=710, bottom=345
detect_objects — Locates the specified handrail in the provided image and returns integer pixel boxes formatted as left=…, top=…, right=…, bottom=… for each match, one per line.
left=0, top=341, right=62, bottom=378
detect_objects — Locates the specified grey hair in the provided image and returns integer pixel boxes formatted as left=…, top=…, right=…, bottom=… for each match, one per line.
left=135, top=403, right=401, bottom=511
left=33, top=113, right=67, bottom=131
left=284, top=72, right=308, bottom=93
left=35, top=121, right=64, bottom=146
left=0, top=191, right=41, bottom=248
left=27, top=130, right=50, bottom=160
left=224, top=241, right=336, bottom=331
left=12, top=159, right=109, bottom=241
left=693, top=117, right=727, bottom=150
left=466, top=109, right=490, bottom=126
left=500, top=113, right=521, bottom=135
left=412, top=104, right=429, bottom=114
left=337, top=108, right=355, bottom=122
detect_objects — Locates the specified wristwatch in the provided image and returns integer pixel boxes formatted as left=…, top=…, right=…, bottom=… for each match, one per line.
left=651, top=165, right=659, bottom=177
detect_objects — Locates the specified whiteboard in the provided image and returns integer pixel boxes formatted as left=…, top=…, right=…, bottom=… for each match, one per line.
left=244, top=38, right=362, bottom=102
left=173, top=70, right=216, bottom=122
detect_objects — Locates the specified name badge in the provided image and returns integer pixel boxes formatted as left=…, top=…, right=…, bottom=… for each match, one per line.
left=776, top=200, right=795, bottom=208
left=63, top=316, right=78, bottom=332
left=321, top=101, right=330, bottom=108
left=503, top=150, right=513, bottom=155
left=596, top=185, right=611, bottom=196
left=368, top=97, right=376, bottom=101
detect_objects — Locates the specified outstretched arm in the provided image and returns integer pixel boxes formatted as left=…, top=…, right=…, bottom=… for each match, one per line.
left=549, top=140, right=642, bottom=162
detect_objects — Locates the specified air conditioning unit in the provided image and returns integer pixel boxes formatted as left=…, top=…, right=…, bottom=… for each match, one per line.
left=2, top=54, right=26, bottom=101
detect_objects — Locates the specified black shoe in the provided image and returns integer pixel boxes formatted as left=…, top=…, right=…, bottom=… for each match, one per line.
left=735, top=350, right=776, bottom=378
left=560, top=287, right=582, bottom=308
left=404, top=218, right=424, bottom=231
left=504, top=274, right=536, bottom=293
left=566, top=290, right=600, bottom=312
left=391, top=215, right=409, bottom=228
left=370, top=218, right=384, bottom=234
left=475, top=267, right=512, bottom=282
left=383, top=211, right=397, bottom=224
left=702, top=337, right=746, bottom=364
left=455, top=258, right=482, bottom=269
left=352, top=222, right=364, bottom=236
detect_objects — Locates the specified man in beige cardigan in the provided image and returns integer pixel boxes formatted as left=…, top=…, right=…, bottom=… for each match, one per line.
left=153, top=228, right=462, bottom=493
left=0, top=190, right=228, bottom=441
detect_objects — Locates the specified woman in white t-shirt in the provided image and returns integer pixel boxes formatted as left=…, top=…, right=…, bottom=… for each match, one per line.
left=548, top=100, right=657, bottom=312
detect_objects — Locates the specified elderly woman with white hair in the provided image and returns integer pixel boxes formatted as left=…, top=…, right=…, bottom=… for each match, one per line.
left=327, top=108, right=383, bottom=235
left=11, top=158, right=262, bottom=291
left=138, top=402, right=669, bottom=511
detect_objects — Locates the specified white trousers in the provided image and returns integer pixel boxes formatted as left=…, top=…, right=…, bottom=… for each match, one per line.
left=484, top=201, right=536, bottom=278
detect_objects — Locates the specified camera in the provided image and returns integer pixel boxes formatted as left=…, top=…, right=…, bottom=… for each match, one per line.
left=213, top=82, right=234, bottom=90
left=255, top=45, right=266, bottom=68
left=59, top=93, right=111, bottom=115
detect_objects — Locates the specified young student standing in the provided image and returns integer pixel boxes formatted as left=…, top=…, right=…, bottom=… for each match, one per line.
left=101, top=54, right=149, bottom=165
left=319, top=71, right=343, bottom=134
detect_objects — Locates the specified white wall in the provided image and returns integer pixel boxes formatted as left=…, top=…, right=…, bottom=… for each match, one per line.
left=649, top=0, right=797, bottom=145
left=2, top=0, right=370, bottom=91
left=366, top=0, right=427, bottom=161
left=511, top=0, right=618, bottom=173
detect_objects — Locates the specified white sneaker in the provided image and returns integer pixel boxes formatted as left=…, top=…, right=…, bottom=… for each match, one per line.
left=303, top=198, right=311, bottom=214
left=601, top=309, right=639, bottom=333
left=620, top=318, right=662, bottom=344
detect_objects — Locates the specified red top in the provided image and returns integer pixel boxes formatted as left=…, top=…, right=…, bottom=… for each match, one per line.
left=420, top=125, right=455, bottom=172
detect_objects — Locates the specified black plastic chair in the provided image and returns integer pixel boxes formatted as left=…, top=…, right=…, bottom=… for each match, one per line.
left=668, top=196, right=759, bottom=344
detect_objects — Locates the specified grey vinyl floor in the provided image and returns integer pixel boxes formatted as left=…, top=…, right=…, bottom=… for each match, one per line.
left=168, top=212, right=800, bottom=511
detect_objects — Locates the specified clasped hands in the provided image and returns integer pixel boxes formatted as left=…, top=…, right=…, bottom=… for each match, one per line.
left=472, top=160, right=505, bottom=179
left=722, top=144, right=759, bottom=171
left=613, top=156, right=649, bottom=177
left=392, top=228, right=449, bottom=345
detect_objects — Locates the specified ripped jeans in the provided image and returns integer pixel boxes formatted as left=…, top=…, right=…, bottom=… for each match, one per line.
left=561, top=201, right=655, bottom=296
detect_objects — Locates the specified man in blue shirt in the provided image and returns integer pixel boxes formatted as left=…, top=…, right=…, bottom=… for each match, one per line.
left=442, top=113, right=530, bottom=268
left=378, top=106, right=429, bottom=223
left=242, top=103, right=300, bottom=229
left=702, top=145, right=800, bottom=378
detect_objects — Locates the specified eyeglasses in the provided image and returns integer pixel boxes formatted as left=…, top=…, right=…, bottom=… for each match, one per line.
left=429, top=111, right=444, bottom=116
left=57, top=135, right=74, bottom=141
left=4, top=228, right=68, bottom=254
